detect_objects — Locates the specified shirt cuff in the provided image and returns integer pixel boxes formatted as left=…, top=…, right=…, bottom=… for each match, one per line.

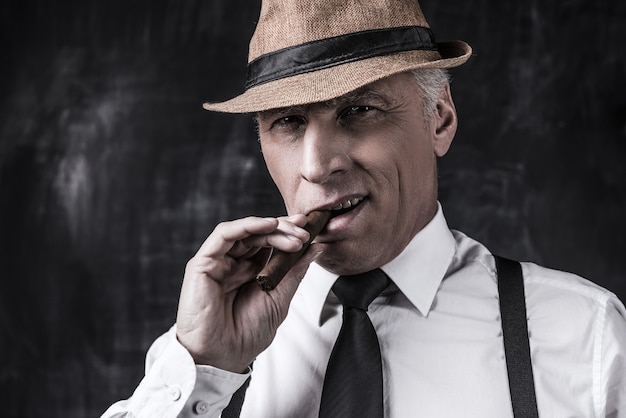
left=121, top=329, right=251, bottom=417
left=184, top=363, right=251, bottom=416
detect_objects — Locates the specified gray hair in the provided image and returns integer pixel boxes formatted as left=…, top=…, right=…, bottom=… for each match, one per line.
left=410, top=68, right=451, bottom=122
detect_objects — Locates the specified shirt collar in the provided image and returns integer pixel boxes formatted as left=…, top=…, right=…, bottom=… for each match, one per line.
left=298, top=203, right=457, bottom=323
left=381, top=203, right=456, bottom=316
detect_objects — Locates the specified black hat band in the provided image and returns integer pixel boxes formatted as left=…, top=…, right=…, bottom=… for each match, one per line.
left=245, top=25, right=438, bottom=89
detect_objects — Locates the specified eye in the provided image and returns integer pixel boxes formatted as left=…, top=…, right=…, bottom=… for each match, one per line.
left=341, top=105, right=374, bottom=117
left=338, top=105, right=382, bottom=126
left=339, top=105, right=383, bottom=121
left=271, top=115, right=306, bottom=131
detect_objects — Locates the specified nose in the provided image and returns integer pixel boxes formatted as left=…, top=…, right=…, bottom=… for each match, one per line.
left=299, top=121, right=350, bottom=184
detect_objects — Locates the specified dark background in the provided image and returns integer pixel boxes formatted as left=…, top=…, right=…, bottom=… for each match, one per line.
left=1, top=0, right=625, bottom=416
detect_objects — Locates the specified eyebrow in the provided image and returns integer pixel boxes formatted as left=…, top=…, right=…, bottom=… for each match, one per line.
left=258, top=85, right=395, bottom=119
left=323, top=86, right=394, bottom=109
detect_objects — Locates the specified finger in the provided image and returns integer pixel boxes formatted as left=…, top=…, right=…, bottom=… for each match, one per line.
left=277, top=214, right=308, bottom=228
left=230, top=244, right=270, bottom=266
left=240, top=245, right=263, bottom=260
left=197, top=217, right=279, bottom=258
left=236, top=231, right=308, bottom=256
left=229, top=217, right=311, bottom=258
left=275, top=215, right=310, bottom=242
left=268, top=243, right=324, bottom=307
left=228, top=240, right=260, bottom=259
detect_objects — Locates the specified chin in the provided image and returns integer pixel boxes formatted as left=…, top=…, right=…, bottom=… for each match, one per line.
left=316, top=244, right=384, bottom=276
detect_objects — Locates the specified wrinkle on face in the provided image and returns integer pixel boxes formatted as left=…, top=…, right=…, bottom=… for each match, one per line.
left=257, top=72, right=453, bottom=274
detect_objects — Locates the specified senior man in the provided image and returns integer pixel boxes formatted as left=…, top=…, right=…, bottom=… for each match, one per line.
left=103, top=0, right=626, bottom=417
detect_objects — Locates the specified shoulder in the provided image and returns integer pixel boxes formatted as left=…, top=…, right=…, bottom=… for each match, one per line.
left=450, top=228, right=625, bottom=325
left=519, top=262, right=626, bottom=342
left=521, top=261, right=623, bottom=314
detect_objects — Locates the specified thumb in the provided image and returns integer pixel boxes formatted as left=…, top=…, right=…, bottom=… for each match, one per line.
left=269, top=244, right=323, bottom=306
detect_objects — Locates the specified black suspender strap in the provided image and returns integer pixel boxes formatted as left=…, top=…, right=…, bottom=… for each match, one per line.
left=221, top=256, right=540, bottom=418
left=495, top=255, right=539, bottom=418
left=221, top=375, right=251, bottom=418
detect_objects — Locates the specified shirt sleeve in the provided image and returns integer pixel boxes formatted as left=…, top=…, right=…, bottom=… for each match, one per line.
left=100, top=326, right=251, bottom=418
left=598, top=294, right=626, bottom=417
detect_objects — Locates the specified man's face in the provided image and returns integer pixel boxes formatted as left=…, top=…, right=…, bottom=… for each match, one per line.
left=257, top=72, right=456, bottom=275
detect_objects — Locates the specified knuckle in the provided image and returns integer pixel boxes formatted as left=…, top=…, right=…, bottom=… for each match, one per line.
left=185, top=255, right=218, bottom=275
left=184, top=256, right=201, bottom=275
left=211, top=221, right=230, bottom=236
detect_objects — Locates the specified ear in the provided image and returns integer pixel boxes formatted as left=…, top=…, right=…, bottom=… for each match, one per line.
left=432, top=83, right=457, bottom=157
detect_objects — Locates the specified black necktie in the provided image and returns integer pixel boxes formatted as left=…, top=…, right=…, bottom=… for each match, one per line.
left=319, top=269, right=389, bottom=417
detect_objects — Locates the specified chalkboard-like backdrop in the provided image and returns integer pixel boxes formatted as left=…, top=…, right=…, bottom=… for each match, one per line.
left=1, top=0, right=625, bottom=416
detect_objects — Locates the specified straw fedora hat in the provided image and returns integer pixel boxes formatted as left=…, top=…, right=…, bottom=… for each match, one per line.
left=203, top=0, right=472, bottom=113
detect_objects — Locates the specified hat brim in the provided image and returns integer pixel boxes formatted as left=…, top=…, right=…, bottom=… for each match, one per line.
left=202, top=40, right=472, bottom=114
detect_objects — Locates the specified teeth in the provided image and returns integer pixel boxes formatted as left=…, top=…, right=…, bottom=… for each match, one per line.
left=331, top=197, right=363, bottom=211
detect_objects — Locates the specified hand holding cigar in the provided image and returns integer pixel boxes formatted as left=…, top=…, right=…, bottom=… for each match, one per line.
left=256, top=210, right=331, bottom=291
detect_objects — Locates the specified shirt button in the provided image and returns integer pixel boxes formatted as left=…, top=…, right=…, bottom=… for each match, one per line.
left=194, top=401, right=210, bottom=415
left=167, top=386, right=182, bottom=401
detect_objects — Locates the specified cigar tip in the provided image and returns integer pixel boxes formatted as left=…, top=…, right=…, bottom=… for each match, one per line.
left=255, top=274, right=276, bottom=292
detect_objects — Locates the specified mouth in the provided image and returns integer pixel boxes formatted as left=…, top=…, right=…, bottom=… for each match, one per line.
left=327, top=196, right=365, bottom=218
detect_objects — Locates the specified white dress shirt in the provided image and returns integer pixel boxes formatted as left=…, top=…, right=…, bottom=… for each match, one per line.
left=102, top=206, right=626, bottom=417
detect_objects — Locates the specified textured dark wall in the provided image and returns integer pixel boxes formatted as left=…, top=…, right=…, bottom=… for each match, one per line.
left=1, top=1, right=624, bottom=416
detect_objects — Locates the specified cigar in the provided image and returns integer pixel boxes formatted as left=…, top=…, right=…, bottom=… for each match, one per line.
left=256, top=210, right=331, bottom=291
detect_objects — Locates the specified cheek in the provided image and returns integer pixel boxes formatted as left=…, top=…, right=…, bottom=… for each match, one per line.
left=263, top=146, right=284, bottom=183
left=381, top=131, right=437, bottom=204
left=262, top=144, right=299, bottom=205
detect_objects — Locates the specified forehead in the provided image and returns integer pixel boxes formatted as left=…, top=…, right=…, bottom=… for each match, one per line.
left=257, top=74, right=414, bottom=118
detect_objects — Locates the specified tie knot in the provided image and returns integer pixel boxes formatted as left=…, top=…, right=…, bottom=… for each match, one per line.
left=332, top=269, right=389, bottom=310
